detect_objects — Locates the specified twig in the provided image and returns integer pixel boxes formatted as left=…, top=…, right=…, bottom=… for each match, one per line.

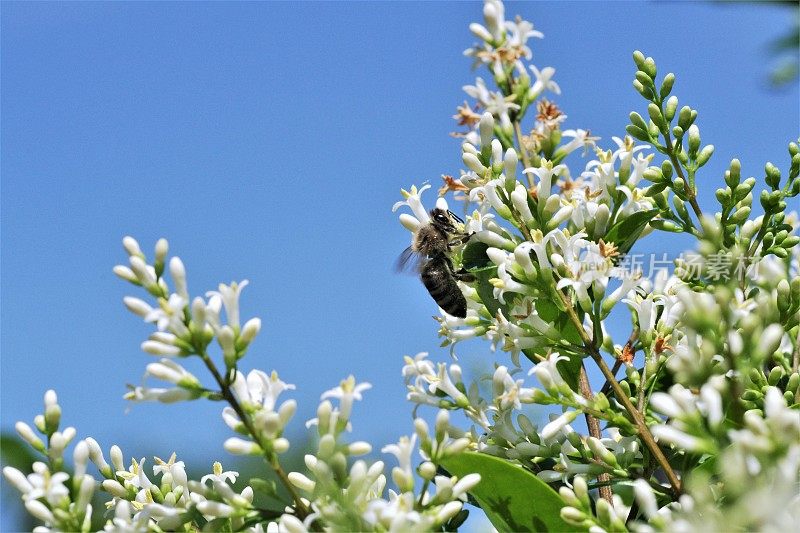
left=661, top=129, right=703, bottom=222
left=578, top=365, right=613, bottom=504
left=513, top=121, right=534, bottom=188
left=198, top=350, right=311, bottom=519
left=557, top=292, right=682, bottom=498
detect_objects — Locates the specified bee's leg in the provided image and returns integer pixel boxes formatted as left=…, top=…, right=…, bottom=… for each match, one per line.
left=454, top=268, right=475, bottom=282
left=448, top=233, right=474, bottom=247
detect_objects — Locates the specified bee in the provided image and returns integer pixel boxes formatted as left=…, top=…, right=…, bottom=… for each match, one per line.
left=397, top=207, right=474, bottom=318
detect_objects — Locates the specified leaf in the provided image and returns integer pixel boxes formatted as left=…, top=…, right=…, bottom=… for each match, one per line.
left=531, top=300, right=583, bottom=392
left=0, top=433, right=40, bottom=472
left=461, top=241, right=491, bottom=270
left=440, top=452, right=573, bottom=532
left=202, top=517, right=233, bottom=532
left=604, top=208, right=659, bottom=254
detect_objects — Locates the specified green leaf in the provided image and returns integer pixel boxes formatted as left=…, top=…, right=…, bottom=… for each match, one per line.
left=461, top=241, right=491, bottom=270
left=604, top=209, right=659, bottom=254
left=440, top=452, right=573, bottom=532
left=0, top=433, right=40, bottom=472
left=202, top=517, right=233, bottom=532
left=533, top=300, right=583, bottom=391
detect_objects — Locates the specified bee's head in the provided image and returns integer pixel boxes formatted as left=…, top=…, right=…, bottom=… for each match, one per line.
left=429, top=208, right=463, bottom=233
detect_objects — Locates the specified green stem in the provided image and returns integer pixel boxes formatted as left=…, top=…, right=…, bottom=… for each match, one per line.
left=662, top=129, right=703, bottom=223
left=197, top=350, right=311, bottom=519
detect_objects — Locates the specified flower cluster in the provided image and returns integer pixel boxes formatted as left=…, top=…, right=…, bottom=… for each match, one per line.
left=392, top=0, right=800, bottom=531
left=6, top=1, right=799, bottom=532
left=5, top=238, right=482, bottom=532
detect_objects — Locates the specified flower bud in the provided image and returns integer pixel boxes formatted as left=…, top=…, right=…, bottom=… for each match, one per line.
left=224, top=437, right=261, bottom=455
left=169, top=257, right=188, bottom=300
left=110, top=445, right=124, bottom=473
left=560, top=506, right=587, bottom=524
left=436, top=501, right=464, bottom=523
left=122, top=236, right=143, bottom=257
left=15, top=422, right=45, bottom=452
left=463, top=152, right=487, bottom=175
left=196, top=501, right=235, bottom=517
left=238, top=318, right=261, bottom=347
left=113, top=265, right=139, bottom=284
left=469, top=23, right=493, bottom=42
left=677, top=106, right=693, bottom=130
left=687, top=125, right=701, bottom=154
left=696, top=144, right=714, bottom=166
left=288, top=472, right=316, bottom=492
left=218, top=326, right=237, bottom=368
left=154, top=238, right=169, bottom=264
left=503, top=148, right=518, bottom=181
left=419, top=461, right=437, bottom=480
left=73, top=440, right=90, bottom=480
left=25, top=500, right=55, bottom=524
left=273, top=438, right=290, bottom=454
left=479, top=112, right=494, bottom=148
left=43, top=390, right=61, bottom=434
left=664, top=95, right=678, bottom=121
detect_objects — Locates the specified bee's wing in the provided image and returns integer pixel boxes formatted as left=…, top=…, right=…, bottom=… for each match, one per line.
left=395, top=246, right=423, bottom=274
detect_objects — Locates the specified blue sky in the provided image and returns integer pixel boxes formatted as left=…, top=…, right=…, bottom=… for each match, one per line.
left=2, top=0, right=797, bottom=529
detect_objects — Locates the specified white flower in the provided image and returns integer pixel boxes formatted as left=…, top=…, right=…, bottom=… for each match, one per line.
left=492, top=365, right=532, bottom=410
left=463, top=77, right=493, bottom=108
left=558, top=129, right=599, bottom=158
left=392, top=184, right=433, bottom=229
left=382, top=434, right=417, bottom=491
left=622, top=292, right=659, bottom=341
left=207, top=280, right=249, bottom=329
left=116, top=457, right=153, bottom=490
left=616, top=185, right=654, bottom=218
left=611, top=136, right=650, bottom=176
left=402, top=352, right=436, bottom=390
left=523, top=160, right=568, bottom=204
left=485, top=91, right=520, bottom=131
left=320, top=375, right=371, bottom=421
left=144, top=293, right=189, bottom=337
left=528, top=65, right=560, bottom=100
left=530, top=352, right=570, bottom=395
left=230, top=369, right=295, bottom=412
left=504, top=18, right=542, bottom=58
left=153, top=453, right=188, bottom=490
left=201, top=461, right=239, bottom=486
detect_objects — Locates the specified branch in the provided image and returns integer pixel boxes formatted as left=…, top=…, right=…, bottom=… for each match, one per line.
left=578, top=365, right=613, bottom=504
left=198, top=350, right=311, bottom=519
left=557, top=291, right=682, bottom=498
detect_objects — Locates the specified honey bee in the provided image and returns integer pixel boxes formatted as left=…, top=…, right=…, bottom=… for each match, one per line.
left=397, top=208, right=474, bottom=318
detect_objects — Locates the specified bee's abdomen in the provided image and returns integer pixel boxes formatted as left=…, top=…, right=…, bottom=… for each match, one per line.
left=420, top=258, right=467, bottom=318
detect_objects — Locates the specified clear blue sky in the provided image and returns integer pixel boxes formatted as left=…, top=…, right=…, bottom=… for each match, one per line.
left=2, top=1, right=797, bottom=529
